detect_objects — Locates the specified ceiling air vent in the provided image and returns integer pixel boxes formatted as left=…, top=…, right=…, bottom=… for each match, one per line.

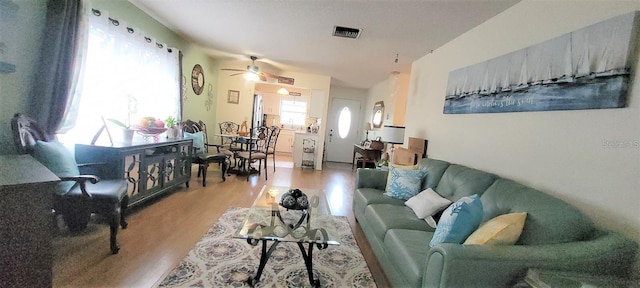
left=333, top=26, right=362, bottom=39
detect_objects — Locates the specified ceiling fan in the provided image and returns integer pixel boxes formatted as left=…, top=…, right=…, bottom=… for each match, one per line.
left=221, top=56, right=293, bottom=84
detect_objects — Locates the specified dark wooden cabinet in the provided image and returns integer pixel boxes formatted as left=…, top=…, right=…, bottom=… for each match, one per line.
left=75, top=138, right=192, bottom=208
left=0, top=155, right=59, bottom=288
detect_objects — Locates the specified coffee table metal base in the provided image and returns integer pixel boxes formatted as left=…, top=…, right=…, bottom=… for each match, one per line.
left=246, top=238, right=326, bottom=288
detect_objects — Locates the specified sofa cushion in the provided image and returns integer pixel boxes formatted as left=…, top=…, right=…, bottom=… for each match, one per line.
left=417, top=158, right=450, bottom=190
left=435, top=164, right=497, bottom=201
left=430, top=194, right=483, bottom=247
left=383, top=229, right=434, bottom=288
left=384, top=166, right=427, bottom=200
left=480, top=178, right=594, bottom=245
left=464, top=212, right=527, bottom=245
left=364, top=204, right=433, bottom=241
left=353, top=187, right=405, bottom=219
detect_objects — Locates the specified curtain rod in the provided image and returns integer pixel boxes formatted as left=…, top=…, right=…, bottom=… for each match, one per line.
left=90, top=8, right=176, bottom=53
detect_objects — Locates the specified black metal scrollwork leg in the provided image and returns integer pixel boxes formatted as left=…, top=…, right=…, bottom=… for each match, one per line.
left=247, top=239, right=280, bottom=287
left=297, top=242, right=320, bottom=287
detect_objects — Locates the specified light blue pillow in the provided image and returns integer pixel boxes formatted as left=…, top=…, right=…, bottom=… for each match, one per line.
left=32, top=140, right=80, bottom=194
left=430, top=194, right=483, bottom=247
left=384, top=166, right=427, bottom=200
left=183, top=131, right=205, bottom=155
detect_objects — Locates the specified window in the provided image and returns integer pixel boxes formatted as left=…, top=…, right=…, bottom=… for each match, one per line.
left=58, top=9, right=180, bottom=143
left=337, top=107, right=351, bottom=138
left=280, top=99, right=307, bottom=126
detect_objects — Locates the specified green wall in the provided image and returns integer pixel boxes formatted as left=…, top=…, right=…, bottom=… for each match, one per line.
left=0, top=0, right=218, bottom=155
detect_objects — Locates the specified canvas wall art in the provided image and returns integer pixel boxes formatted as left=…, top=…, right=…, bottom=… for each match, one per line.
left=444, top=12, right=639, bottom=114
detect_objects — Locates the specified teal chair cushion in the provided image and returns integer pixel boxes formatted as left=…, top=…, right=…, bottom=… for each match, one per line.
left=32, top=140, right=79, bottom=194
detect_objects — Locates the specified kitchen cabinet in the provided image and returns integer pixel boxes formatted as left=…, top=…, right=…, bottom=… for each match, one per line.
left=262, top=92, right=281, bottom=115
left=308, top=90, right=325, bottom=118
left=74, top=138, right=192, bottom=208
left=276, top=129, right=295, bottom=153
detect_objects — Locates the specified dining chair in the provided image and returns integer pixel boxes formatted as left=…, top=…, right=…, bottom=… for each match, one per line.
left=11, top=113, right=129, bottom=254
left=264, top=126, right=281, bottom=172
left=218, top=121, right=242, bottom=151
left=182, top=119, right=229, bottom=186
left=235, top=127, right=270, bottom=180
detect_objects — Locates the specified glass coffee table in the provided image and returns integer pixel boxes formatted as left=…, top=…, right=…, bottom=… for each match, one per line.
left=234, top=185, right=339, bottom=287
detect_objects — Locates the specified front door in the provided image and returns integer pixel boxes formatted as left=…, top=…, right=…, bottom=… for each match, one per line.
left=324, top=98, right=361, bottom=163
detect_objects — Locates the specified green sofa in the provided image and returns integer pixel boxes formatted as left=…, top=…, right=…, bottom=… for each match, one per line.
left=354, top=158, right=638, bottom=287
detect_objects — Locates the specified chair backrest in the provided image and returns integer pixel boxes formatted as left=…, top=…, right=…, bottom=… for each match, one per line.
left=182, top=119, right=210, bottom=153
left=265, top=126, right=280, bottom=153
left=218, top=121, right=239, bottom=146
left=252, top=126, right=268, bottom=152
left=11, top=113, right=52, bottom=155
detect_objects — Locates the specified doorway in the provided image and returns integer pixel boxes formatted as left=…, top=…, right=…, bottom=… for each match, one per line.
left=324, top=98, right=362, bottom=163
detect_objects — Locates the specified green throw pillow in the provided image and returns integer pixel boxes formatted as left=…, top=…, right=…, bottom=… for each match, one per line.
left=183, top=131, right=205, bottom=155
left=32, top=140, right=80, bottom=194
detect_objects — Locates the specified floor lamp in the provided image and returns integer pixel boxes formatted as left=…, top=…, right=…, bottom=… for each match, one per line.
left=381, top=125, right=405, bottom=162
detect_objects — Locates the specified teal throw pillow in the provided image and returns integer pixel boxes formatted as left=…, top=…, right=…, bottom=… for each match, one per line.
left=383, top=166, right=427, bottom=200
left=430, top=194, right=483, bottom=247
left=32, top=140, right=80, bottom=194
left=184, top=131, right=205, bottom=155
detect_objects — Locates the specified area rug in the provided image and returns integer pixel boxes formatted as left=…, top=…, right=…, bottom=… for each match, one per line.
left=159, top=207, right=377, bottom=287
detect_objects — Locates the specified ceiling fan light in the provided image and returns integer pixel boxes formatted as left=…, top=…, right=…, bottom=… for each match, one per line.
left=247, top=64, right=259, bottom=74
left=277, top=88, right=289, bottom=95
left=245, top=72, right=260, bottom=81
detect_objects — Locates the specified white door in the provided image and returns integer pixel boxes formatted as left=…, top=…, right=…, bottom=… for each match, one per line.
left=324, top=98, right=361, bottom=163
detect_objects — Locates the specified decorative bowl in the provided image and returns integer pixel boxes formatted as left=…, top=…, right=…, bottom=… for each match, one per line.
left=131, top=125, right=167, bottom=137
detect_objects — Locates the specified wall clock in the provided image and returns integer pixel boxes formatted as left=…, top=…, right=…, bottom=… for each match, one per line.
left=191, top=64, right=204, bottom=95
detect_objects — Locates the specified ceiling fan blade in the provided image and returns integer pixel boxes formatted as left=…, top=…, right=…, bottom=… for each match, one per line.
left=221, top=68, right=245, bottom=72
left=259, top=75, right=267, bottom=82
left=229, top=72, right=244, bottom=77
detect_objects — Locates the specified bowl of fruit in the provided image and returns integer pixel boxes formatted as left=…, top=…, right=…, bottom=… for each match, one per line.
left=131, top=117, right=167, bottom=137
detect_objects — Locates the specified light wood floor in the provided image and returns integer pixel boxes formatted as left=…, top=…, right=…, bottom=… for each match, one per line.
left=52, top=155, right=391, bottom=287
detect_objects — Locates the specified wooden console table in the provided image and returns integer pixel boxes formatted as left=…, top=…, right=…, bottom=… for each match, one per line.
left=75, top=138, right=192, bottom=208
left=0, top=155, right=59, bottom=288
left=352, top=144, right=382, bottom=169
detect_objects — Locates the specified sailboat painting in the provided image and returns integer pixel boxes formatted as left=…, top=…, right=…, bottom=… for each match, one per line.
left=444, top=12, right=639, bottom=114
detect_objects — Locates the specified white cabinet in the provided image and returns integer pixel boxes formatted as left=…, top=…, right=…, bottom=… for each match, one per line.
left=262, top=93, right=281, bottom=115
left=308, top=90, right=324, bottom=118
left=276, top=129, right=295, bottom=153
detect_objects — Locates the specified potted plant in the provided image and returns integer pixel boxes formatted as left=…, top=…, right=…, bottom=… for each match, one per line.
left=165, top=116, right=179, bottom=138
left=105, top=118, right=135, bottom=143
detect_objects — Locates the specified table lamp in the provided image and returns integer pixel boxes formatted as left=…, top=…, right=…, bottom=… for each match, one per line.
left=381, top=125, right=405, bottom=161
left=364, top=123, right=372, bottom=141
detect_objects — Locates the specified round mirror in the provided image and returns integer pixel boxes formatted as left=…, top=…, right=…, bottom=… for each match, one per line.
left=372, top=101, right=384, bottom=128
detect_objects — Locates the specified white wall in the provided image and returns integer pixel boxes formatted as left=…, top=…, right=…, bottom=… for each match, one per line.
left=406, top=0, right=640, bottom=242
left=365, top=73, right=410, bottom=140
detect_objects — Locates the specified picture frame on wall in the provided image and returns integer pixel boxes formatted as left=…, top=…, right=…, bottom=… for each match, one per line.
left=227, top=90, right=239, bottom=104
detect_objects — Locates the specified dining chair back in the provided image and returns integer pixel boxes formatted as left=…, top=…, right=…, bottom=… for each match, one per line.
left=265, top=126, right=281, bottom=171
left=218, top=121, right=241, bottom=151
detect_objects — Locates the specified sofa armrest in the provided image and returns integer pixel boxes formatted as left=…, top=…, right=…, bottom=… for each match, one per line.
left=355, top=168, right=388, bottom=190
left=423, top=230, right=638, bottom=288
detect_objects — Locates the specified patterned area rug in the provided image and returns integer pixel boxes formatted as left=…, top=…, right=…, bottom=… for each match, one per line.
left=159, top=207, right=377, bottom=287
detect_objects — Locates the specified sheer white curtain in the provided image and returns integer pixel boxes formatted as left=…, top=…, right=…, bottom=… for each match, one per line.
left=59, top=8, right=180, bottom=143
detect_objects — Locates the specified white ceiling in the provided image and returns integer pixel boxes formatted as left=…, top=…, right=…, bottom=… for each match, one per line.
left=129, top=0, right=520, bottom=89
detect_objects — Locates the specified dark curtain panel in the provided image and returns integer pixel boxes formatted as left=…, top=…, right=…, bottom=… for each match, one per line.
left=29, top=0, right=82, bottom=136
